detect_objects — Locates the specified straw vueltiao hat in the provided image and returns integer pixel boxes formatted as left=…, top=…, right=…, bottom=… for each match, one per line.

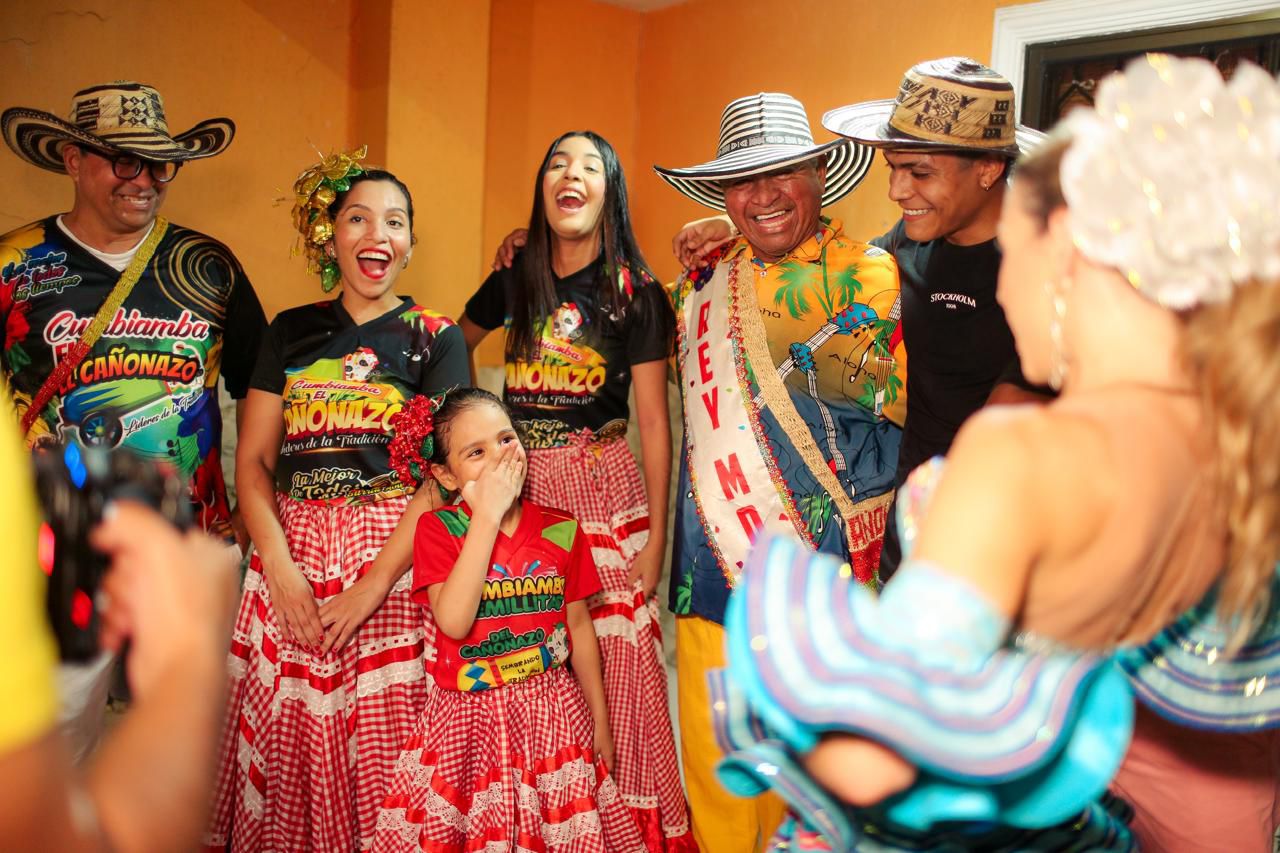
left=2, top=81, right=235, bottom=173
left=822, top=57, right=1045, bottom=157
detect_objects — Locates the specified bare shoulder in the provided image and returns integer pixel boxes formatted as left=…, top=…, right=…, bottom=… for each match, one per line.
left=919, top=406, right=1046, bottom=543
left=908, top=403, right=1115, bottom=613
left=965, top=402, right=1117, bottom=492
left=956, top=402, right=1118, bottom=547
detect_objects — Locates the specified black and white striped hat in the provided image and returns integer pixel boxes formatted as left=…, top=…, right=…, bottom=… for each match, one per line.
left=2, top=81, right=235, bottom=174
left=654, top=92, right=874, bottom=211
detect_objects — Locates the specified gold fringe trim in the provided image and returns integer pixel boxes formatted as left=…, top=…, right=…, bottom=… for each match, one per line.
left=729, top=253, right=868, bottom=545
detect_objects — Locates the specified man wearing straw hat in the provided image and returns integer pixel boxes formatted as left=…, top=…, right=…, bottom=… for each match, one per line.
left=675, top=59, right=1048, bottom=584
left=822, top=57, right=1048, bottom=581
left=0, top=81, right=266, bottom=761
left=653, top=92, right=906, bottom=851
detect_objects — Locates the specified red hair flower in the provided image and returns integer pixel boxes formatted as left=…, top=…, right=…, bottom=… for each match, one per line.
left=387, top=394, right=442, bottom=488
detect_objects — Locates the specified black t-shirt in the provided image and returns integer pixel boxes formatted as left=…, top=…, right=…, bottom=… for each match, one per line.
left=464, top=255, right=674, bottom=448
left=872, top=221, right=1025, bottom=482
left=250, top=297, right=468, bottom=504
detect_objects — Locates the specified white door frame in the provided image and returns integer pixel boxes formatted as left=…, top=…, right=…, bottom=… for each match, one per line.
left=991, top=0, right=1280, bottom=120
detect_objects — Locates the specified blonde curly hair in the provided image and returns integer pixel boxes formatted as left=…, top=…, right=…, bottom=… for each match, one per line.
left=1183, top=281, right=1280, bottom=643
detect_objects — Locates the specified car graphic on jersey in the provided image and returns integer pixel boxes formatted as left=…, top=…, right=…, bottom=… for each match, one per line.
left=58, top=377, right=173, bottom=447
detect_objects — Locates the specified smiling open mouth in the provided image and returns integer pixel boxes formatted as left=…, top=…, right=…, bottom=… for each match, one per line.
left=357, top=249, right=392, bottom=278
left=753, top=209, right=790, bottom=223
left=556, top=189, right=585, bottom=212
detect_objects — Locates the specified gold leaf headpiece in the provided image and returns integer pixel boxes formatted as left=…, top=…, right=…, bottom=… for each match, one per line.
left=288, top=145, right=368, bottom=292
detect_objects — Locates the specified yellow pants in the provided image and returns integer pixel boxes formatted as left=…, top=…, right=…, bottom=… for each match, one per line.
left=676, top=615, right=786, bottom=853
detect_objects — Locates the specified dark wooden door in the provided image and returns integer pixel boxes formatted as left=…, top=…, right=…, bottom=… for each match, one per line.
left=1023, top=11, right=1280, bottom=130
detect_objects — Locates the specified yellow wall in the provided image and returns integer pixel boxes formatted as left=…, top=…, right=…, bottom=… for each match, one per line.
left=383, top=0, right=491, bottom=321
left=0, top=0, right=1032, bottom=338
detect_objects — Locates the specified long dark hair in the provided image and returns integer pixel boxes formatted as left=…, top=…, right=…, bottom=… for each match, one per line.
left=506, top=131, right=655, bottom=362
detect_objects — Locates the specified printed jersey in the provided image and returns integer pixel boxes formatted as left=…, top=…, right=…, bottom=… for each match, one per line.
left=250, top=297, right=468, bottom=504
left=412, top=501, right=602, bottom=691
left=464, top=255, right=674, bottom=448
left=0, top=217, right=266, bottom=537
left=668, top=220, right=906, bottom=624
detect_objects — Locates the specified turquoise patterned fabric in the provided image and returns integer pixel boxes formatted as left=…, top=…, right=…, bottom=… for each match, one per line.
left=718, top=537, right=1132, bottom=839
left=1117, top=570, right=1280, bottom=730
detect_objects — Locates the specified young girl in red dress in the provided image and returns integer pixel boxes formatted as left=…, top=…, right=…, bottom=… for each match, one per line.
left=373, top=388, right=644, bottom=852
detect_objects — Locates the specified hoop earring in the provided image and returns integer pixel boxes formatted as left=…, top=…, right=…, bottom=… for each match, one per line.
left=1045, top=278, right=1069, bottom=391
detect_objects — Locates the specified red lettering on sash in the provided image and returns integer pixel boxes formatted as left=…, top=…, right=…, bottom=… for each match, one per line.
left=848, top=504, right=888, bottom=550
left=697, top=301, right=711, bottom=339
left=701, top=386, right=720, bottom=430
left=697, top=341, right=713, bottom=383
left=714, top=453, right=750, bottom=500
left=737, top=506, right=764, bottom=542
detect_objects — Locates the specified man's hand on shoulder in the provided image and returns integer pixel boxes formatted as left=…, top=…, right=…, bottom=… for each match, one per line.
left=672, top=214, right=735, bottom=270
left=491, top=228, right=528, bottom=271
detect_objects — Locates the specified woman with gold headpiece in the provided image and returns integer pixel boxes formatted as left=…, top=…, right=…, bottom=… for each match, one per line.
left=709, top=55, right=1280, bottom=852
left=204, top=150, right=469, bottom=852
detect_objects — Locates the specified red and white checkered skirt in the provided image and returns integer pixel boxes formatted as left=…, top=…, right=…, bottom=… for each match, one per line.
left=523, top=438, right=696, bottom=852
left=373, top=666, right=646, bottom=852
left=204, top=494, right=431, bottom=852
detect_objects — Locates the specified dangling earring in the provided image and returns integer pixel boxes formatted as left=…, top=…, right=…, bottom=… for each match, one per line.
left=402, top=257, right=410, bottom=270
left=1045, top=278, right=1069, bottom=391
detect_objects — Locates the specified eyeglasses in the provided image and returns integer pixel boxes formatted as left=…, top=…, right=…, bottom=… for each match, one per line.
left=78, top=146, right=181, bottom=183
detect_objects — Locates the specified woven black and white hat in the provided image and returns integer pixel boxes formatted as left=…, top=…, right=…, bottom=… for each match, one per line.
left=654, top=92, right=874, bottom=211
left=822, top=58, right=1045, bottom=157
left=2, top=81, right=235, bottom=174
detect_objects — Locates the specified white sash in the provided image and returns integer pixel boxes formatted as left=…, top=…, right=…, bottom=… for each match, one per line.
left=679, top=258, right=803, bottom=582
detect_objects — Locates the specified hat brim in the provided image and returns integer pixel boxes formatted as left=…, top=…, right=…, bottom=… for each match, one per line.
left=1, top=107, right=235, bottom=174
left=653, top=138, right=874, bottom=211
left=821, top=98, right=1045, bottom=158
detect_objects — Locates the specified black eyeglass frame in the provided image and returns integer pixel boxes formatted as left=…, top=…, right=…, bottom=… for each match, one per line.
left=76, top=145, right=182, bottom=184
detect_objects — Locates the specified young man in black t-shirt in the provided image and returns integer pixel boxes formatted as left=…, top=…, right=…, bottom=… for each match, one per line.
left=869, top=214, right=1049, bottom=577
left=822, top=59, right=1054, bottom=578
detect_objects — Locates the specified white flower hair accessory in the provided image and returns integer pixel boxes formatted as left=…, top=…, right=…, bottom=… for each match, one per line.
left=1060, top=54, right=1280, bottom=308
